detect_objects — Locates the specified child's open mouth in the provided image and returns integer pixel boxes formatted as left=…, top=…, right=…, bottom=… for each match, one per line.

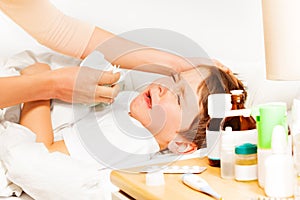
left=144, top=90, right=152, bottom=109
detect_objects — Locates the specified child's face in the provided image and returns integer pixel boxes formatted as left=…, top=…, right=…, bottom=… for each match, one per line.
left=130, top=68, right=209, bottom=149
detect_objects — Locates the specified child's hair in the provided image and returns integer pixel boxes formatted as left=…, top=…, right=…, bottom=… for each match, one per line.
left=179, top=65, right=246, bottom=149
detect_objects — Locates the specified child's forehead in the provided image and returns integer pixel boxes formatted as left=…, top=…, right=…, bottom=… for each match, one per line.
left=152, top=67, right=212, bottom=88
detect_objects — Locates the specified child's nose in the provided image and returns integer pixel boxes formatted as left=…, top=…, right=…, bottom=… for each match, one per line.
left=157, top=85, right=168, bottom=97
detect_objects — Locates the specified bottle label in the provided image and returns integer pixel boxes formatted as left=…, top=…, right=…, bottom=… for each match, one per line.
left=220, top=129, right=257, bottom=146
left=207, top=118, right=223, bottom=131
left=206, top=130, right=221, bottom=160
left=235, top=164, right=257, bottom=181
left=221, top=150, right=235, bottom=179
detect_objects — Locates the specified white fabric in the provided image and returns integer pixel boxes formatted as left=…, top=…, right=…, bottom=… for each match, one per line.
left=59, top=91, right=159, bottom=166
left=0, top=161, right=22, bottom=198
left=0, top=52, right=38, bottom=198
left=0, top=93, right=159, bottom=199
left=0, top=122, right=34, bottom=198
left=0, top=51, right=101, bottom=199
left=0, top=50, right=81, bottom=134
left=62, top=126, right=99, bottom=165
left=0, top=122, right=111, bottom=200
left=0, top=55, right=23, bottom=198
left=98, top=108, right=159, bottom=155
left=0, top=57, right=21, bottom=127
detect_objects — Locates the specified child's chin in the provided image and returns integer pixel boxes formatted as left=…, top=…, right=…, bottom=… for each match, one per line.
left=129, top=101, right=137, bottom=113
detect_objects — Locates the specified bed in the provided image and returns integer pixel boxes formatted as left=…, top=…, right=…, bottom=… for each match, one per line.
left=1, top=50, right=300, bottom=200
left=0, top=50, right=209, bottom=200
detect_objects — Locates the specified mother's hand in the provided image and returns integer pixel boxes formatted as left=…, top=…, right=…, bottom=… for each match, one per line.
left=179, top=57, right=233, bottom=75
left=21, top=63, right=120, bottom=104
left=50, top=66, right=120, bottom=104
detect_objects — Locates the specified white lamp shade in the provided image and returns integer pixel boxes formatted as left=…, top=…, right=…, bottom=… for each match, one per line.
left=262, top=0, right=300, bottom=80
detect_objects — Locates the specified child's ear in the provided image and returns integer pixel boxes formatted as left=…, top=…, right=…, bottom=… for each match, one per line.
left=168, top=141, right=198, bottom=155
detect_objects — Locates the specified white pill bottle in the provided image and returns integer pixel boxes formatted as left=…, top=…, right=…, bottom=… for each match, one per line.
left=264, top=125, right=294, bottom=198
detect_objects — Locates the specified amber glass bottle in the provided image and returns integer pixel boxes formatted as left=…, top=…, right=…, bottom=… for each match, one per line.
left=220, top=90, right=256, bottom=131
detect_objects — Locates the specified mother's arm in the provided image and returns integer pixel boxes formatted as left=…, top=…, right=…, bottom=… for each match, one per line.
left=84, top=27, right=219, bottom=75
left=0, top=70, right=52, bottom=108
left=0, top=0, right=225, bottom=75
left=0, top=65, right=119, bottom=108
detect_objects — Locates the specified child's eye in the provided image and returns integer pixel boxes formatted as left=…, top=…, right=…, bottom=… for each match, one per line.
left=171, top=73, right=183, bottom=106
left=177, top=94, right=181, bottom=105
left=171, top=73, right=180, bottom=83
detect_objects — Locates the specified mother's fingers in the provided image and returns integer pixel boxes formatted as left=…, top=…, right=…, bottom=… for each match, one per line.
left=95, top=84, right=120, bottom=102
left=97, top=71, right=120, bottom=85
left=94, top=97, right=115, bottom=104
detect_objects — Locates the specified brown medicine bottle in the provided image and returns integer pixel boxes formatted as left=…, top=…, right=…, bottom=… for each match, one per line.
left=220, top=90, right=256, bottom=132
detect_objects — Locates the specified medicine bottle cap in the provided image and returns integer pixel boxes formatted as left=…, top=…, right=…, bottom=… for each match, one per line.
left=221, top=127, right=235, bottom=148
left=271, top=125, right=287, bottom=154
left=207, top=93, right=231, bottom=118
left=230, top=90, right=244, bottom=95
left=235, top=143, right=257, bottom=155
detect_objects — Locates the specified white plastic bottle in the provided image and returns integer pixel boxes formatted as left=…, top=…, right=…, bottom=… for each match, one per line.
left=264, top=125, right=294, bottom=198
left=206, top=93, right=231, bottom=167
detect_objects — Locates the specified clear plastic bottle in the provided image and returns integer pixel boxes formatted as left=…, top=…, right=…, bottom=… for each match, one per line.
left=220, top=127, right=235, bottom=179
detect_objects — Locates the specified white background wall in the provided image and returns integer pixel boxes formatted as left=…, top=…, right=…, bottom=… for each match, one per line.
left=0, top=0, right=299, bottom=107
left=0, top=0, right=265, bottom=67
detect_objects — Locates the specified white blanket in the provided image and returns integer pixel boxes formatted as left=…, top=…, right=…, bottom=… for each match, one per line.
left=0, top=122, right=111, bottom=200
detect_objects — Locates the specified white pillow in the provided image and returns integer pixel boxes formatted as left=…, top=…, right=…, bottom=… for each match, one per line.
left=0, top=123, right=111, bottom=200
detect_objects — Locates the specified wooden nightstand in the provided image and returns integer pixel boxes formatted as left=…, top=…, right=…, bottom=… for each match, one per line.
left=111, top=157, right=266, bottom=200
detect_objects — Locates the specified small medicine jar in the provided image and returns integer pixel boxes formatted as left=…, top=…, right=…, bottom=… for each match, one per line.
left=234, top=143, right=257, bottom=181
